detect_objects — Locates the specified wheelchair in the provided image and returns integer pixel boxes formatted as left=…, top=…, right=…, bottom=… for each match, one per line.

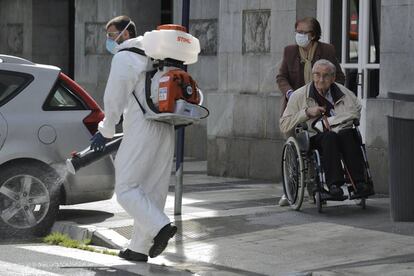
left=281, top=119, right=374, bottom=212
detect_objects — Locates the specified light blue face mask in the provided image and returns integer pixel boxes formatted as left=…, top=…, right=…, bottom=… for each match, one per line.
left=106, top=38, right=118, bottom=55
left=105, top=21, right=132, bottom=55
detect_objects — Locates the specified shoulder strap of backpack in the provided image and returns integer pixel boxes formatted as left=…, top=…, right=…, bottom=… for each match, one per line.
left=118, top=47, right=146, bottom=56
left=118, top=47, right=148, bottom=114
left=132, top=91, right=146, bottom=114
left=119, top=48, right=162, bottom=115
left=131, top=70, right=158, bottom=115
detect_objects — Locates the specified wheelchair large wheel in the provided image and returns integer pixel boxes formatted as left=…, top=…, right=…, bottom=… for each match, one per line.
left=282, top=137, right=305, bottom=210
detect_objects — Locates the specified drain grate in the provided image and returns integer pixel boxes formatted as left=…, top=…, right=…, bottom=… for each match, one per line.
left=113, top=225, right=133, bottom=239
left=168, top=181, right=274, bottom=193
left=187, top=197, right=277, bottom=210
left=113, top=220, right=211, bottom=242
left=111, top=212, right=285, bottom=243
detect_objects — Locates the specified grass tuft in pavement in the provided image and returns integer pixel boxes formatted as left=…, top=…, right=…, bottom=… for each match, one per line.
left=43, top=232, right=117, bottom=256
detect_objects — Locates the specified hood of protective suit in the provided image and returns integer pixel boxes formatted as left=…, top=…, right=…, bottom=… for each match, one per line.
left=115, top=36, right=144, bottom=52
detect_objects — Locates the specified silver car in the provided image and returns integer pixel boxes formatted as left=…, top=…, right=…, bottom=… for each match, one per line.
left=0, top=55, right=115, bottom=236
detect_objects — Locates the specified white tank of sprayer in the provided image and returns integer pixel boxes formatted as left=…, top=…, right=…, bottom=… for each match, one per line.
left=142, top=24, right=200, bottom=64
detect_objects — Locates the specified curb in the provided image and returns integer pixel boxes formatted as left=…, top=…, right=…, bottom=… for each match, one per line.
left=52, top=221, right=127, bottom=249
left=92, top=228, right=128, bottom=249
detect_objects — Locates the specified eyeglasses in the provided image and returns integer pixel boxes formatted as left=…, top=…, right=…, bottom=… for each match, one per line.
left=106, top=21, right=132, bottom=40
left=312, top=72, right=334, bottom=80
left=296, top=31, right=312, bottom=35
left=106, top=31, right=120, bottom=39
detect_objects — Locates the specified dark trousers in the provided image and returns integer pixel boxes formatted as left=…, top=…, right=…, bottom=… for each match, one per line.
left=310, top=128, right=365, bottom=187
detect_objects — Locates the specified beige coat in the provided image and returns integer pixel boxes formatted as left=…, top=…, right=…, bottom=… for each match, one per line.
left=279, top=82, right=361, bottom=137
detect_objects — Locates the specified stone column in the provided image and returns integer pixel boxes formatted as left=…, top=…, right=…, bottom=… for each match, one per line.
left=380, top=0, right=414, bottom=98
left=173, top=0, right=220, bottom=159
left=364, top=0, right=414, bottom=194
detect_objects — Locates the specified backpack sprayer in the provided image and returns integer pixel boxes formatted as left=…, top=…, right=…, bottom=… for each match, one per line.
left=139, top=24, right=209, bottom=126
left=66, top=24, right=207, bottom=175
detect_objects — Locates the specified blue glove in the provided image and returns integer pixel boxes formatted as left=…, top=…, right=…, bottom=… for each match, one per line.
left=90, top=132, right=110, bottom=152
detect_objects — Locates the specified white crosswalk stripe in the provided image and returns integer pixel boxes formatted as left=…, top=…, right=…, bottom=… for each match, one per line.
left=0, top=260, right=61, bottom=276
left=20, top=245, right=191, bottom=275
left=21, top=245, right=131, bottom=266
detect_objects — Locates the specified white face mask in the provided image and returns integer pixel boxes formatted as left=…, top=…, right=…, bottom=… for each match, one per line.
left=295, top=32, right=311, bottom=48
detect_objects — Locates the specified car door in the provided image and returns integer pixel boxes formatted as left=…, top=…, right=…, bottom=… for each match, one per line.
left=41, top=74, right=115, bottom=204
left=41, top=76, right=94, bottom=160
left=0, top=112, right=6, bottom=150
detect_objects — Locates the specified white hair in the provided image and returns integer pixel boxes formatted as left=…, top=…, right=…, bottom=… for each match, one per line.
left=312, top=59, right=336, bottom=75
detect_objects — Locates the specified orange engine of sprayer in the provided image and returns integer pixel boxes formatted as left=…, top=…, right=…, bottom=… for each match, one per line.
left=157, top=69, right=200, bottom=113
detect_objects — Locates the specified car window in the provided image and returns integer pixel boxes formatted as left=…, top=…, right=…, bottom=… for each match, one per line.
left=43, top=82, right=87, bottom=110
left=0, top=70, right=34, bottom=106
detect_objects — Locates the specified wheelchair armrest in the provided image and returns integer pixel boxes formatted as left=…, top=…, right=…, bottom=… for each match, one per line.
left=295, top=128, right=310, bottom=152
left=295, top=122, right=308, bottom=134
left=298, top=122, right=308, bottom=130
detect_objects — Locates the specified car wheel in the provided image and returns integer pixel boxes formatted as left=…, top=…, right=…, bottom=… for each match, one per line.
left=0, top=162, right=61, bottom=237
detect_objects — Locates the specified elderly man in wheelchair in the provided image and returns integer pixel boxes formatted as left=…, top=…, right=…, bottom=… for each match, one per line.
left=279, top=59, right=374, bottom=211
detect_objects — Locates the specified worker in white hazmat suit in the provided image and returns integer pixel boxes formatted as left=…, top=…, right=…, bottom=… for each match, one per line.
left=90, top=15, right=177, bottom=262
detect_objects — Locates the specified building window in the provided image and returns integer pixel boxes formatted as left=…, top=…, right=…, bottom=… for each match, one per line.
left=329, top=0, right=380, bottom=98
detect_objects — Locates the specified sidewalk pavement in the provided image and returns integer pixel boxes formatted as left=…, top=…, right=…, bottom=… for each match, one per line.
left=54, top=159, right=414, bottom=275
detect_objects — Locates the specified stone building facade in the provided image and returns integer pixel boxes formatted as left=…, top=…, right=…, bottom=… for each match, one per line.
left=0, top=0, right=71, bottom=74
left=2, top=0, right=413, bottom=194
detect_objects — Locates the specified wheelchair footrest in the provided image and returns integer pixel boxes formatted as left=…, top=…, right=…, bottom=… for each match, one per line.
left=319, top=192, right=347, bottom=201
left=349, top=193, right=368, bottom=200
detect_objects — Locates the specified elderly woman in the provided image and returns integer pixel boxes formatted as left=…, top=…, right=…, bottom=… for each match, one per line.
left=280, top=59, right=374, bottom=198
left=277, top=17, right=345, bottom=112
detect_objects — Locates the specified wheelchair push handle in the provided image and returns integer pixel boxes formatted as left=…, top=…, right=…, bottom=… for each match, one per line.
left=311, top=114, right=326, bottom=133
left=311, top=116, right=361, bottom=133
left=295, top=113, right=325, bottom=133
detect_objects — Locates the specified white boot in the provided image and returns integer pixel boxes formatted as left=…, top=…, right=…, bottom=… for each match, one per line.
left=278, top=194, right=289, bottom=206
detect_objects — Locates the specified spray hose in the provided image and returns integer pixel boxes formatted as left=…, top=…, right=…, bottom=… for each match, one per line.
left=66, top=134, right=123, bottom=175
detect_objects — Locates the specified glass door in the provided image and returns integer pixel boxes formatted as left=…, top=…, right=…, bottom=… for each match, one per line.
left=318, top=0, right=381, bottom=139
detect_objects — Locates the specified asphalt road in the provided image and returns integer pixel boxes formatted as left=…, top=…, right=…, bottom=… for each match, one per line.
left=0, top=241, right=191, bottom=275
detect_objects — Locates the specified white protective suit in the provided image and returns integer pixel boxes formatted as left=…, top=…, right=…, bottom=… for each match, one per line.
left=98, top=37, right=175, bottom=254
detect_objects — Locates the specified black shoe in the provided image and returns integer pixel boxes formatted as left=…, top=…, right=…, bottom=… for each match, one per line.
left=149, top=223, right=177, bottom=258
left=329, top=185, right=344, bottom=197
left=356, top=182, right=375, bottom=197
left=118, top=249, right=148, bottom=262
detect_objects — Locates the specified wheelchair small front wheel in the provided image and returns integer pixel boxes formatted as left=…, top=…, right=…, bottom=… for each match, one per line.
left=281, top=137, right=305, bottom=211
left=355, top=198, right=366, bottom=209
